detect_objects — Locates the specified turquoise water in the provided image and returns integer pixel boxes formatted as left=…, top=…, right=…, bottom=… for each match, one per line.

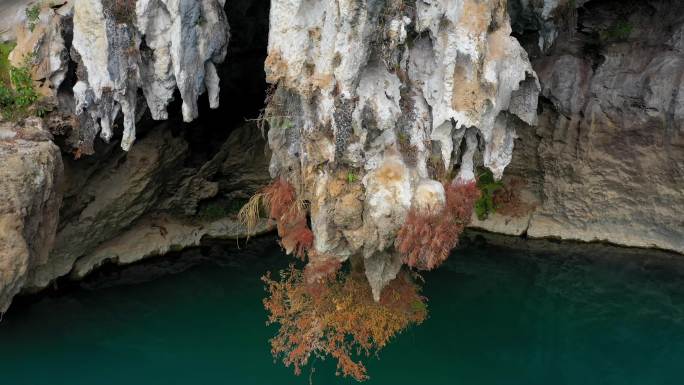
left=1, top=236, right=684, bottom=385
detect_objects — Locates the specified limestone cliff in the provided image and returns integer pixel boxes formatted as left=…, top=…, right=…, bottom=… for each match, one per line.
left=0, top=0, right=682, bottom=311
left=0, top=0, right=268, bottom=311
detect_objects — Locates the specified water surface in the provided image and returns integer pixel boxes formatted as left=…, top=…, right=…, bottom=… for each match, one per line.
left=1, top=235, right=683, bottom=385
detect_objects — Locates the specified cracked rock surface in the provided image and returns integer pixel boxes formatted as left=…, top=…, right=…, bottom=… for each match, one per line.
left=0, top=118, right=63, bottom=313
left=474, top=0, right=684, bottom=255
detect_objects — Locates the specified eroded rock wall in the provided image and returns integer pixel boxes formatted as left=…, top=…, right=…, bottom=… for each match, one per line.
left=473, top=0, right=684, bottom=254
left=0, top=0, right=268, bottom=311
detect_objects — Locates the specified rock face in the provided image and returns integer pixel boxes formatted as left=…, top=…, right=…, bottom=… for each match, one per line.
left=473, top=0, right=684, bottom=254
left=7, top=1, right=71, bottom=97
left=0, top=117, right=270, bottom=310
left=265, top=0, right=540, bottom=298
left=24, top=121, right=271, bottom=292
left=0, top=118, right=63, bottom=313
left=0, top=0, right=268, bottom=312
left=0, top=0, right=32, bottom=43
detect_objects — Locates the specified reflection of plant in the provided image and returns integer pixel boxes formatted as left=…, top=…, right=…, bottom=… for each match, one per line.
left=263, top=266, right=427, bottom=382
left=303, top=256, right=342, bottom=284
left=396, top=181, right=480, bottom=270
left=238, top=178, right=313, bottom=258
left=474, top=168, right=503, bottom=220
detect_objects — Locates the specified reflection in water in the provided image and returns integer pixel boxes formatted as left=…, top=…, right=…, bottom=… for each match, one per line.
left=1, top=236, right=684, bottom=385
left=262, top=264, right=427, bottom=381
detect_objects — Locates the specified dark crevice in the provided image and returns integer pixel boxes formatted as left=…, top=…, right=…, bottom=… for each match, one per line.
left=165, top=0, right=271, bottom=169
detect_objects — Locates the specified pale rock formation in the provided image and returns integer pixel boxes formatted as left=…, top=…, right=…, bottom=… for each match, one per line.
left=0, top=118, right=63, bottom=313
left=0, top=0, right=33, bottom=43
left=265, top=0, right=540, bottom=298
left=7, top=0, right=230, bottom=153
left=71, top=0, right=229, bottom=152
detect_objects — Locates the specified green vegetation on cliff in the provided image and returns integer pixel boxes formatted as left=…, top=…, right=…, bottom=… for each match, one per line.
left=0, top=44, right=39, bottom=121
left=475, top=168, right=504, bottom=220
left=0, top=42, right=15, bottom=85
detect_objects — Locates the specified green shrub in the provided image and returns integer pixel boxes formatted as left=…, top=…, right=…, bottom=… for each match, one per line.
left=0, top=59, right=39, bottom=121
left=601, top=20, right=633, bottom=42
left=474, top=168, right=503, bottom=220
left=26, top=4, right=41, bottom=32
left=0, top=42, right=15, bottom=85
left=0, top=40, right=40, bottom=121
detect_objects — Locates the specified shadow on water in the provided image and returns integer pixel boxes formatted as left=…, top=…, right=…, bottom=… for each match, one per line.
left=1, top=232, right=684, bottom=385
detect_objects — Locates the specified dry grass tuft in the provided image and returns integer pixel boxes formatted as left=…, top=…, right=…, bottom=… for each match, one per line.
left=237, top=192, right=266, bottom=239
left=238, top=178, right=314, bottom=258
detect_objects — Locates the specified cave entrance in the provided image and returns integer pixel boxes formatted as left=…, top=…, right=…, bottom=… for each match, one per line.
left=173, top=0, right=271, bottom=168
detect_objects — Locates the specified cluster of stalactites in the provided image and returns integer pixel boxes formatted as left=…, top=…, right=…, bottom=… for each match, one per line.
left=72, top=0, right=230, bottom=153
left=11, top=0, right=230, bottom=154
left=264, top=0, right=541, bottom=298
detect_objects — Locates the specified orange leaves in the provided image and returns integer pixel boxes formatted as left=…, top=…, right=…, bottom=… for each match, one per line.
left=396, top=181, right=480, bottom=270
left=262, top=266, right=427, bottom=382
left=260, top=178, right=314, bottom=260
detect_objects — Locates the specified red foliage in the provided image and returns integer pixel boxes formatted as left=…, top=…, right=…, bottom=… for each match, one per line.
left=261, top=178, right=314, bottom=260
left=263, top=178, right=297, bottom=222
left=262, top=267, right=427, bottom=382
left=395, top=181, right=480, bottom=270
left=280, top=217, right=314, bottom=259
